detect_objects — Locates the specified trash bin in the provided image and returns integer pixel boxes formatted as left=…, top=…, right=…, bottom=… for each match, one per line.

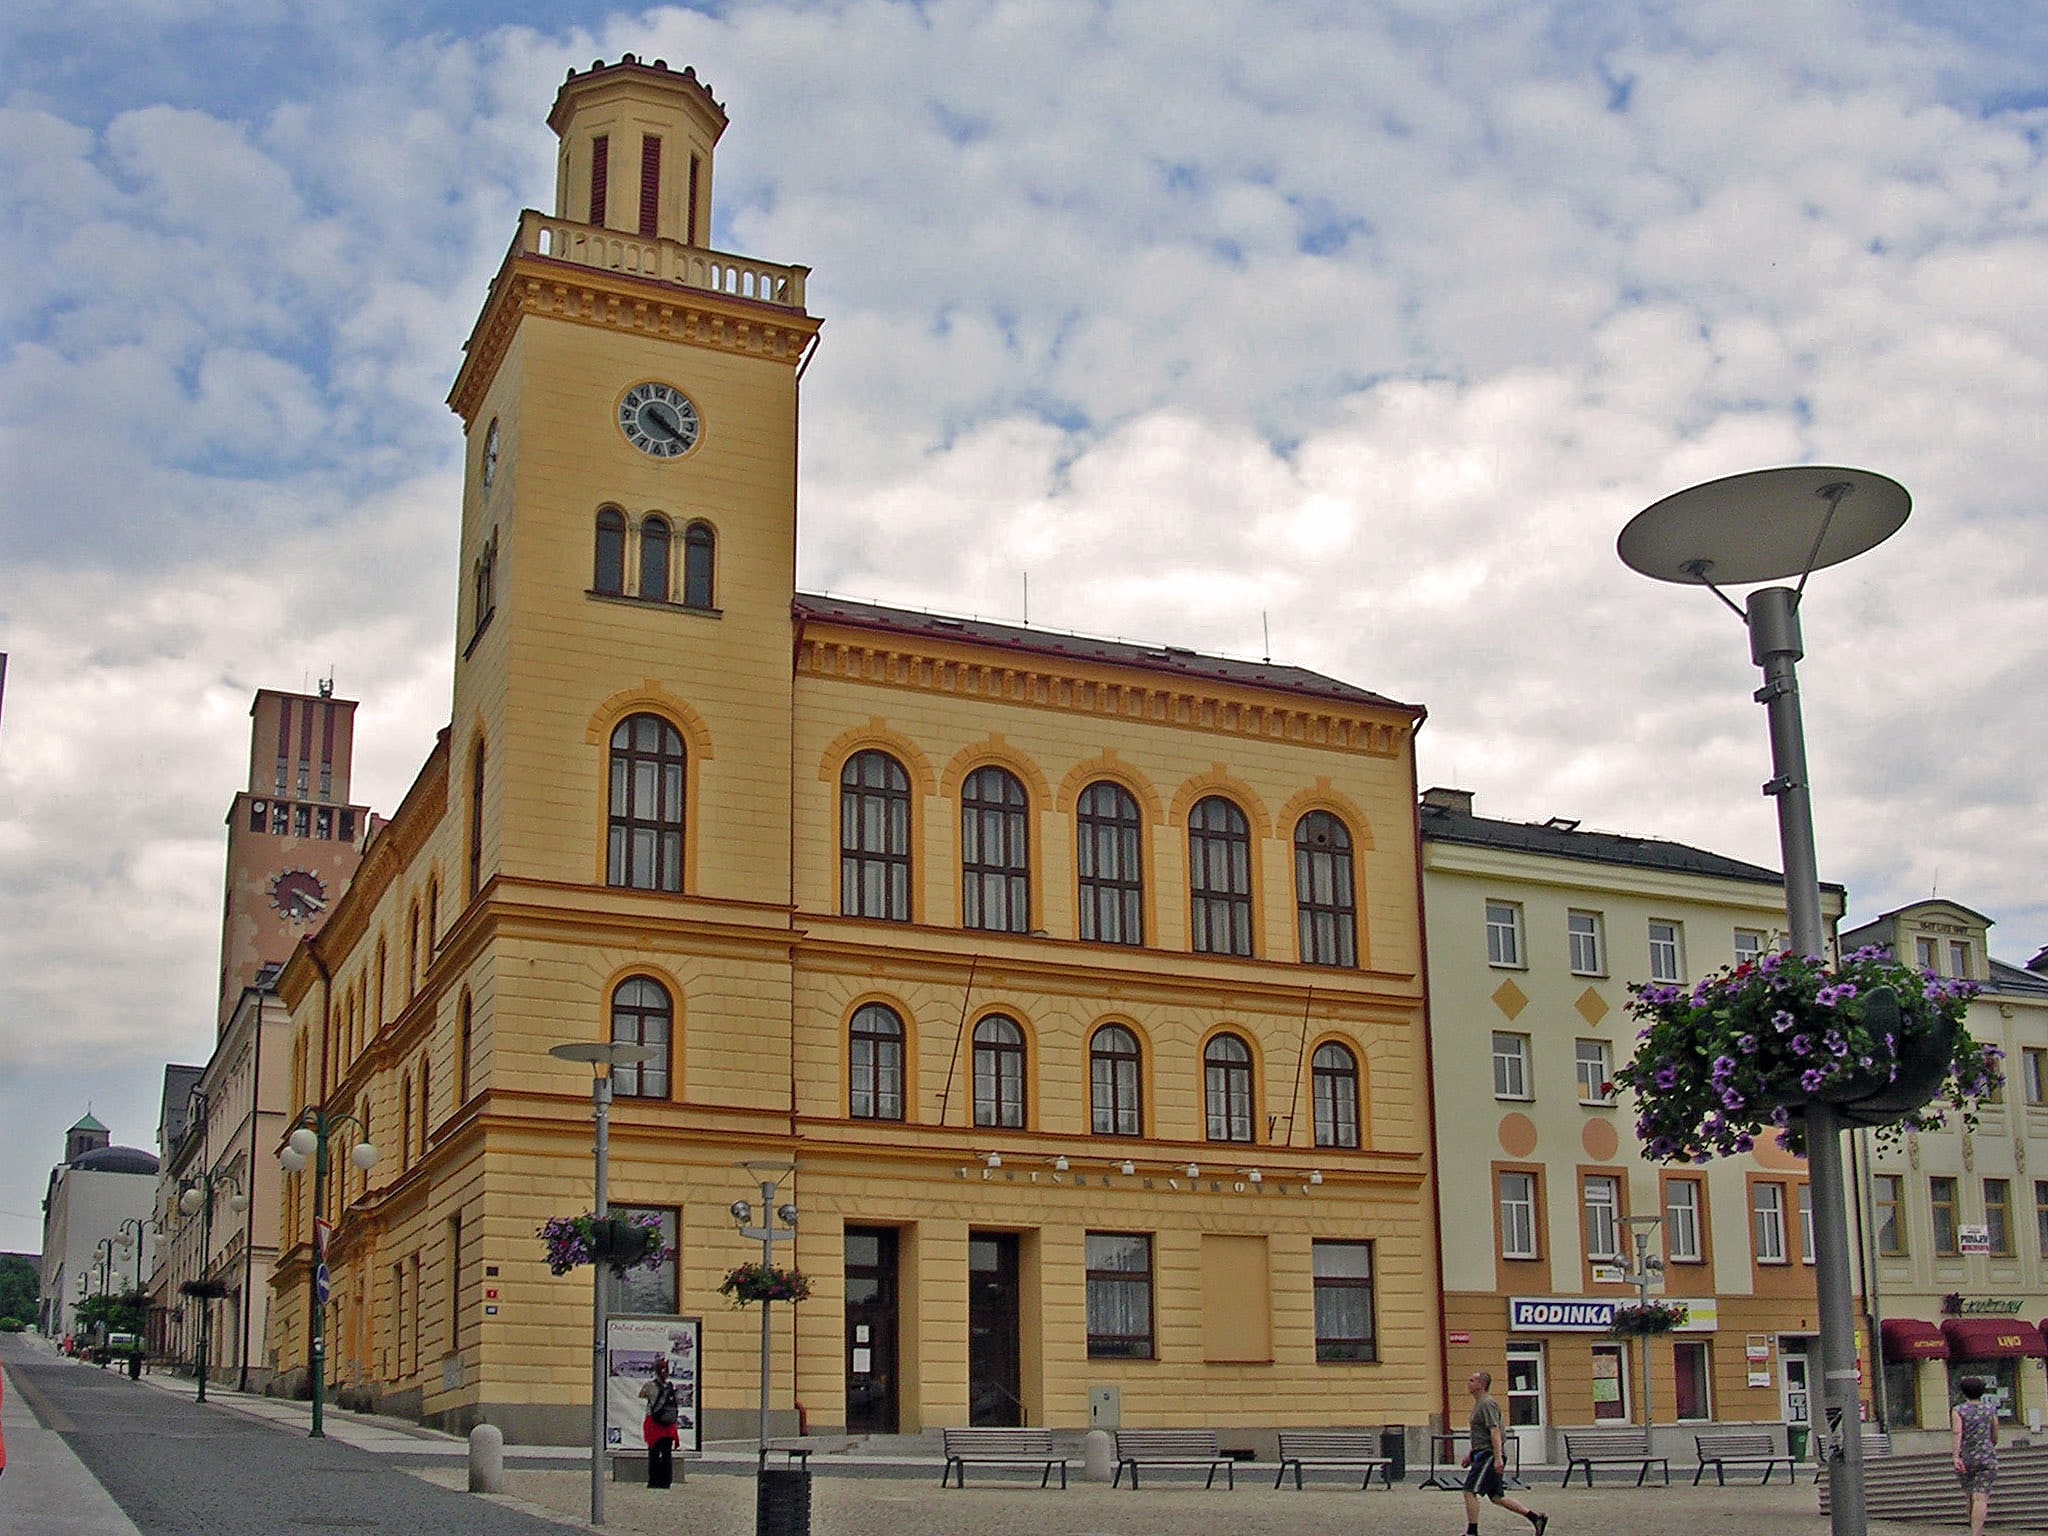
left=757, top=1466, right=811, bottom=1536
left=1788, top=1425, right=1810, bottom=1462
left=1380, top=1425, right=1407, bottom=1483
left=126, top=1353, right=142, bottom=1381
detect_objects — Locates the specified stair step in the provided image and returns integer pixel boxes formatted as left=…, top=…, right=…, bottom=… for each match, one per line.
left=1820, top=1443, right=2048, bottom=1525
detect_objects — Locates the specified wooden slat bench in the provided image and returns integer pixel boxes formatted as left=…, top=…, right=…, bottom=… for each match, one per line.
left=1560, top=1426, right=1670, bottom=1487
left=1112, top=1428, right=1235, bottom=1489
left=1692, top=1429, right=1800, bottom=1485
left=1274, top=1430, right=1396, bottom=1490
left=939, top=1426, right=1069, bottom=1488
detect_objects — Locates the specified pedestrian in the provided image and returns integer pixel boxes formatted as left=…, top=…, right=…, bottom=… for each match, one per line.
left=639, top=1355, right=681, bottom=1489
left=1951, top=1374, right=1998, bottom=1536
left=1461, top=1370, right=1547, bottom=1535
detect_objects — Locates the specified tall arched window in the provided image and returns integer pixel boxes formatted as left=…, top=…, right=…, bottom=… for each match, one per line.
left=456, top=990, right=474, bottom=1103
left=1077, top=781, right=1143, bottom=945
left=682, top=521, right=715, bottom=609
left=1203, top=1032, right=1255, bottom=1143
left=417, top=1055, right=431, bottom=1156
left=400, top=1074, right=414, bottom=1171
left=849, top=1004, right=905, bottom=1121
left=639, top=515, right=671, bottom=601
left=1090, top=1024, right=1143, bottom=1137
left=1312, top=1041, right=1361, bottom=1148
left=961, top=766, right=1029, bottom=932
left=607, top=714, right=686, bottom=891
left=611, top=977, right=672, bottom=1098
left=840, top=751, right=911, bottom=921
left=1189, top=796, right=1253, bottom=956
left=1295, top=811, right=1358, bottom=967
left=973, top=1015, right=1027, bottom=1129
left=467, top=738, right=485, bottom=901
left=594, top=508, right=627, bottom=594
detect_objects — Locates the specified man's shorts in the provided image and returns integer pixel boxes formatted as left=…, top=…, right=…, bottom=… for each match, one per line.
left=1464, top=1451, right=1504, bottom=1497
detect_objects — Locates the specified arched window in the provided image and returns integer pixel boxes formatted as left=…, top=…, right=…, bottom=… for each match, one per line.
left=467, top=738, right=485, bottom=901
left=607, top=714, right=686, bottom=891
left=639, top=515, right=671, bottom=601
left=962, top=766, right=1029, bottom=932
left=1295, top=811, right=1357, bottom=967
left=456, top=991, right=474, bottom=1103
left=840, top=751, right=910, bottom=921
left=594, top=508, right=627, bottom=594
left=418, top=1055, right=431, bottom=1156
left=1089, top=1024, right=1143, bottom=1137
left=1189, top=796, right=1253, bottom=956
left=611, top=977, right=672, bottom=1098
left=682, top=521, right=715, bottom=609
left=1312, top=1041, right=1361, bottom=1149
left=1077, top=781, right=1143, bottom=945
left=400, top=1074, right=414, bottom=1171
left=849, top=1004, right=905, bottom=1120
left=973, top=1015, right=1027, bottom=1129
left=1203, top=1032, right=1255, bottom=1143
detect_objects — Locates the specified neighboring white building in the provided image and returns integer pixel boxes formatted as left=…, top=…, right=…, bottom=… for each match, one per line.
left=38, top=1112, right=159, bottom=1340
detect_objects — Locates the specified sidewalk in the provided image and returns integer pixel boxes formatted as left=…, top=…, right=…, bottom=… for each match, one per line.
left=1, top=1346, right=140, bottom=1536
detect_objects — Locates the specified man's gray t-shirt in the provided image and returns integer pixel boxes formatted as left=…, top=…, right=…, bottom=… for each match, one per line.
left=1470, top=1394, right=1503, bottom=1457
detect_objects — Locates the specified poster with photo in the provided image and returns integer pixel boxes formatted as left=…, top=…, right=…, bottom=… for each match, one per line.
left=605, top=1314, right=702, bottom=1454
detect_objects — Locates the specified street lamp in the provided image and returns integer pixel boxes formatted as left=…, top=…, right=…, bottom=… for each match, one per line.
left=278, top=1107, right=378, bottom=1437
left=1616, top=1215, right=1665, bottom=1431
left=177, top=1173, right=248, bottom=1402
left=728, top=1164, right=798, bottom=1466
left=115, top=1217, right=149, bottom=1293
left=1621, top=463, right=1911, bottom=1536
left=548, top=1039, right=658, bottom=1529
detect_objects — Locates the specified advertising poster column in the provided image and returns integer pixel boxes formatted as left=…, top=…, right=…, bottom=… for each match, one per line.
left=606, top=1315, right=702, bottom=1455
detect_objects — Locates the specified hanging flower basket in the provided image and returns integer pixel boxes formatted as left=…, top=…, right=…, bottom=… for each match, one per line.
left=1609, top=1301, right=1689, bottom=1337
left=1613, top=946, right=1999, bottom=1162
left=537, top=1212, right=667, bottom=1277
left=719, top=1262, right=811, bottom=1306
left=179, top=1279, right=229, bottom=1301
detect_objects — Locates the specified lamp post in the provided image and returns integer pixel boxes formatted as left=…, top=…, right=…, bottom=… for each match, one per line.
left=549, top=1039, right=658, bottom=1529
left=1616, top=1215, right=1666, bottom=1431
left=178, top=1173, right=248, bottom=1402
left=728, top=1163, right=798, bottom=1465
left=278, top=1107, right=378, bottom=1437
left=1621, top=464, right=1911, bottom=1536
left=94, top=1237, right=117, bottom=1299
left=115, top=1217, right=149, bottom=1293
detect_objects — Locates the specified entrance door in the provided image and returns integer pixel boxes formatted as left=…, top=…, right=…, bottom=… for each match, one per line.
left=1505, top=1346, right=1547, bottom=1466
left=968, top=1233, right=1023, bottom=1426
left=844, top=1228, right=898, bottom=1434
left=1781, top=1338, right=1813, bottom=1426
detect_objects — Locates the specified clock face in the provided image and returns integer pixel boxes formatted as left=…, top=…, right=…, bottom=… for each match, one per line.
left=618, top=382, right=700, bottom=458
left=481, top=418, right=500, bottom=490
left=269, top=869, right=329, bottom=924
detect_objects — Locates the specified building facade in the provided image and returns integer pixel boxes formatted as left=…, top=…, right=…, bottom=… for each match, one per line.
left=39, top=1114, right=158, bottom=1340
left=1843, top=900, right=2048, bottom=1447
left=1421, top=787, right=1850, bottom=1463
left=267, top=57, right=1443, bottom=1446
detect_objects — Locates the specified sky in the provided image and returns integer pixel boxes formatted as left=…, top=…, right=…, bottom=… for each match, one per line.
left=3, top=0, right=2046, bottom=1256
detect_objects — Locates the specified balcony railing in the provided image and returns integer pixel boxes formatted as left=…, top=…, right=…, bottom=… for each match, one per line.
left=520, top=210, right=807, bottom=311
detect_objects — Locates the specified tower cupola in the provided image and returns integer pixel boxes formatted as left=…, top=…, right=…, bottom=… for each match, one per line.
left=549, top=56, right=727, bottom=249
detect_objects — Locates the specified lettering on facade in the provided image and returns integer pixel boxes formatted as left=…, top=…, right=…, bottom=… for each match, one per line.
left=1943, top=1294, right=2024, bottom=1315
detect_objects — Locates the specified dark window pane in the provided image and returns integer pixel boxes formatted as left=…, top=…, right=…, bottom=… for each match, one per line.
left=607, top=714, right=685, bottom=892
left=1189, top=797, right=1253, bottom=956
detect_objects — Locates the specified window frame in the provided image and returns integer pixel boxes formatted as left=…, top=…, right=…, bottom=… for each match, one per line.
left=1492, top=1032, right=1531, bottom=1101
left=1486, top=901, right=1524, bottom=968
left=2035, top=1179, right=2048, bottom=1260
left=638, top=514, right=671, bottom=601
left=606, top=714, right=687, bottom=892
left=1583, top=1173, right=1621, bottom=1263
left=1733, top=928, right=1766, bottom=967
left=840, top=750, right=912, bottom=922
left=848, top=1003, right=906, bottom=1121
left=1752, top=1181, right=1787, bottom=1264
left=1293, top=811, right=1357, bottom=967
left=1188, top=796, right=1254, bottom=956
left=1872, top=1173, right=1906, bottom=1257
left=1311, top=1040, right=1361, bottom=1149
left=1985, top=1177, right=2013, bottom=1256
left=1085, top=1231, right=1154, bottom=1359
left=1648, top=920, right=1685, bottom=984
left=1797, top=1182, right=1814, bottom=1265
left=1664, top=1176, right=1703, bottom=1263
left=1930, top=1175, right=1960, bottom=1256
left=961, top=765, right=1031, bottom=933
left=1089, top=1024, right=1143, bottom=1137
left=593, top=508, right=626, bottom=595
left=1574, top=1038, right=1613, bottom=1104
left=1311, top=1240, right=1377, bottom=1363
left=1499, top=1170, right=1540, bottom=1260
left=610, top=975, right=673, bottom=1099
left=1076, top=781, right=1145, bottom=946
left=971, top=1014, right=1028, bottom=1130
left=681, top=520, right=715, bottom=609
left=604, top=1203, right=679, bottom=1316
left=1568, top=910, right=1605, bottom=976
left=2023, top=1048, right=2047, bottom=1107
left=1203, top=1032, right=1256, bottom=1143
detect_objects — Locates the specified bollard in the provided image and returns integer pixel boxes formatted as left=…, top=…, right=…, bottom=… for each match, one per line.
left=1081, top=1428, right=1114, bottom=1483
left=469, top=1423, right=506, bottom=1493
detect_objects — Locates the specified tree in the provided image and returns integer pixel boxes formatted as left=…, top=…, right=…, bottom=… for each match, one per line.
left=0, top=1254, right=38, bottom=1326
left=74, top=1288, right=146, bottom=1339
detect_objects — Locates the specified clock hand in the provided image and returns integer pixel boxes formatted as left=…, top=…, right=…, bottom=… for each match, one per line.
left=651, top=405, right=689, bottom=443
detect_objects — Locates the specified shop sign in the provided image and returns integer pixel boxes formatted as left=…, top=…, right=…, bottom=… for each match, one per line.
left=1447, top=1331, right=1472, bottom=1344
left=1510, top=1296, right=1719, bottom=1333
left=1943, top=1295, right=2024, bottom=1316
left=1959, top=1225, right=1992, bottom=1256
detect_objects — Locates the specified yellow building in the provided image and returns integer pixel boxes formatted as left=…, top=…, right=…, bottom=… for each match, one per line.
left=268, top=56, right=1441, bottom=1446
left=1420, top=787, right=1848, bottom=1466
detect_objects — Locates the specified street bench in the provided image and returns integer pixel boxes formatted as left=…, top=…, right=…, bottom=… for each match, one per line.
left=1560, top=1426, right=1670, bottom=1487
left=1274, top=1430, right=1396, bottom=1490
left=1692, top=1429, right=1800, bottom=1485
left=939, top=1426, right=1069, bottom=1488
left=1112, top=1428, right=1235, bottom=1489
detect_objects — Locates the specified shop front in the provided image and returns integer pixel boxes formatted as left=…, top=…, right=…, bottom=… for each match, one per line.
left=1940, top=1318, right=2048, bottom=1424
left=1876, top=1317, right=1947, bottom=1429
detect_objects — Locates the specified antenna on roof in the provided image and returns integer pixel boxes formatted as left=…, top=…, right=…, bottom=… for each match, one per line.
left=1261, top=611, right=1271, bottom=664
left=318, top=673, right=335, bottom=699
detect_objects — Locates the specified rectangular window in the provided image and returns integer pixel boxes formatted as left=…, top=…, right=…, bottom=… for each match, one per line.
left=315, top=806, right=333, bottom=840
left=1672, top=1340, right=1711, bottom=1421
left=1949, top=940, right=1972, bottom=978
left=603, top=1206, right=679, bottom=1316
left=1583, top=1174, right=1620, bottom=1262
left=1733, top=928, right=1766, bottom=966
left=1985, top=1178, right=2013, bottom=1256
left=1882, top=1359, right=1920, bottom=1428
left=272, top=801, right=289, bottom=834
left=1752, top=1182, right=1786, bottom=1263
left=249, top=800, right=266, bottom=833
left=1649, top=920, right=1684, bottom=983
left=1872, top=1174, right=1906, bottom=1256
left=1798, top=1183, right=1814, bottom=1264
left=1311, top=1240, right=1376, bottom=1362
left=1492, top=1033, right=1531, bottom=1100
left=1568, top=910, right=1604, bottom=975
left=2024, top=1049, right=2047, bottom=1106
left=1916, top=935, right=1938, bottom=970
left=1086, top=1232, right=1154, bottom=1359
left=1591, top=1343, right=1628, bottom=1421
left=638, top=134, right=661, bottom=237
left=1499, top=1171, right=1539, bottom=1259
left=2036, top=1181, right=2048, bottom=1259
left=1486, top=902, right=1524, bottom=967
left=589, top=134, right=609, bottom=224
left=1575, top=1039, right=1613, bottom=1104
left=1930, top=1175, right=1960, bottom=1256
left=1665, top=1178, right=1703, bottom=1262
left=293, top=804, right=311, bottom=837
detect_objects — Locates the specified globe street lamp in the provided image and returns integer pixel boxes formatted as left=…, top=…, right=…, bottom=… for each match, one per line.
left=1620, top=463, right=1911, bottom=1536
left=178, top=1173, right=248, bottom=1402
left=549, top=1039, right=658, bottom=1529
left=115, top=1217, right=149, bottom=1294
left=278, top=1108, right=378, bottom=1437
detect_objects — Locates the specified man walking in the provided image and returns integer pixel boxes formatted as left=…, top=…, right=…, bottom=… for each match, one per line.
left=1462, top=1370, right=1547, bottom=1535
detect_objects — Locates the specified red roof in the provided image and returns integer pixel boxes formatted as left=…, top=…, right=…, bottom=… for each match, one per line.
left=1941, top=1318, right=2047, bottom=1361
left=1879, top=1317, right=1949, bottom=1361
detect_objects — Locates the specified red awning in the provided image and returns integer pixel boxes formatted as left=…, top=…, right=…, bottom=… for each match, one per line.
left=1880, top=1318, right=1949, bottom=1361
left=1941, top=1318, right=2048, bottom=1361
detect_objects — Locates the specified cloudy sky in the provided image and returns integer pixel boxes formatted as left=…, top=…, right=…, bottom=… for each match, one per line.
left=4, top=0, right=2046, bottom=1254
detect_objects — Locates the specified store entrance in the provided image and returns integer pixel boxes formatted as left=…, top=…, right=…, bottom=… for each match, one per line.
left=1505, top=1345, right=1547, bottom=1465
left=844, top=1227, right=898, bottom=1433
left=968, top=1232, right=1023, bottom=1426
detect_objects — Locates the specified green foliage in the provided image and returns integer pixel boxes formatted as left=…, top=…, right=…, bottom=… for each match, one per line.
left=0, top=1254, right=39, bottom=1323
left=75, top=1288, right=147, bottom=1339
